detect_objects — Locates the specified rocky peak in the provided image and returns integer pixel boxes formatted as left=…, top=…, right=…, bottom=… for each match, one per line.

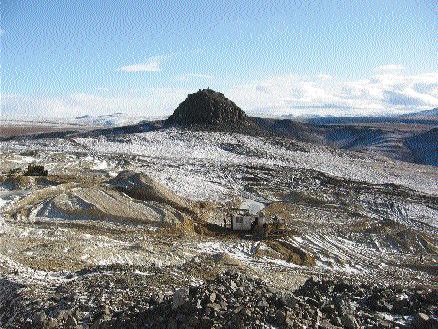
left=166, top=89, right=248, bottom=126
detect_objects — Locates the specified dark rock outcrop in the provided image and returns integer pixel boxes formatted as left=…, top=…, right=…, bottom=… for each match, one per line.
left=166, top=89, right=249, bottom=127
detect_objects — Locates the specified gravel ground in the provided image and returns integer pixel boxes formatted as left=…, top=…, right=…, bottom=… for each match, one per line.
left=0, top=128, right=437, bottom=328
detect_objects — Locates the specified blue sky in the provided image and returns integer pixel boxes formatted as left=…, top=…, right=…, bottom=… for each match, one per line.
left=2, top=0, right=437, bottom=118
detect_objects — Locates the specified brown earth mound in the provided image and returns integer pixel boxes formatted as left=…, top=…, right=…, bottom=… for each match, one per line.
left=256, top=240, right=316, bottom=266
left=109, top=170, right=193, bottom=214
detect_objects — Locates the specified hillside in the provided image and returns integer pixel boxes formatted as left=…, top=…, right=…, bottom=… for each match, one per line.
left=405, top=128, right=438, bottom=166
left=401, top=107, right=438, bottom=119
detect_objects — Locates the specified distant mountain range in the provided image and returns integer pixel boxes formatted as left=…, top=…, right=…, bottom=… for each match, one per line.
left=400, top=107, right=438, bottom=118
left=73, top=113, right=150, bottom=127
left=3, top=91, right=437, bottom=167
left=286, top=108, right=438, bottom=125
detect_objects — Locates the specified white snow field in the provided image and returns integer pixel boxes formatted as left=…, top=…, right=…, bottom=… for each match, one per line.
left=0, top=127, right=436, bottom=290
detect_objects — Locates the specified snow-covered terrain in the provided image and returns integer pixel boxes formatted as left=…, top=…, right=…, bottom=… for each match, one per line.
left=0, top=126, right=437, bottom=328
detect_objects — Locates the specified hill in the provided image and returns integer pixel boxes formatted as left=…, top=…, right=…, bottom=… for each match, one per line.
left=400, top=107, right=438, bottom=119
left=166, top=89, right=249, bottom=127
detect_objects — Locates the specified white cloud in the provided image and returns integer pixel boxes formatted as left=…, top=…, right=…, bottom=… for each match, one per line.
left=176, top=73, right=214, bottom=81
left=1, top=89, right=192, bottom=119
left=374, top=64, right=405, bottom=74
left=3, top=67, right=438, bottom=119
left=226, top=69, right=438, bottom=117
left=317, top=74, right=332, bottom=81
left=117, top=56, right=162, bottom=72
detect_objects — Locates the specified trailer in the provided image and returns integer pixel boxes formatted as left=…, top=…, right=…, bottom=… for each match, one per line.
left=225, top=208, right=286, bottom=239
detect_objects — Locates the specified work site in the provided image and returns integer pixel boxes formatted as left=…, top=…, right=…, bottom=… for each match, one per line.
left=1, top=118, right=437, bottom=328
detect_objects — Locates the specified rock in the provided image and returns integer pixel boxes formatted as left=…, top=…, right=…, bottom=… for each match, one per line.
left=166, top=89, right=248, bottom=127
left=302, top=310, right=311, bottom=320
left=320, top=319, right=342, bottom=329
left=102, top=304, right=111, bottom=316
left=275, top=295, right=287, bottom=308
left=393, top=298, right=411, bottom=314
left=412, top=312, right=437, bottom=329
left=341, top=314, right=360, bottom=329
left=186, top=315, right=200, bottom=327
left=167, top=318, right=178, bottom=329
left=57, top=309, right=71, bottom=321
left=285, top=316, right=295, bottom=327
left=243, top=308, right=252, bottom=317
left=46, top=318, right=59, bottom=329
left=151, top=292, right=165, bottom=305
left=33, top=311, right=47, bottom=325
left=275, top=310, right=287, bottom=324
left=234, top=306, right=244, bottom=314
left=65, top=315, right=78, bottom=328
left=315, top=308, right=323, bottom=323
left=220, top=300, right=228, bottom=310
left=284, top=294, right=299, bottom=308
left=200, top=316, right=214, bottom=327
left=236, top=288, right=244, bottom=297
left=424, top=290, right=438, bottom=304
left=257, top=299, right=269, bottom=308
left=413, top=312, right=429, bottom=324
left=376, top=319, right=393, bottom=328
left=7, top=269, right=436, bottom=329
left=306, top=297, right=319, bottom=307
left=322, top=304, right=336, bottom=316
left=24, top=164, right=48, bottom=176
left=381, top=300, right=393, bottom=312
left=172, top=288, right=189, bottom=309
left=207, top=303, right=221, bottom=312
left=334, top=295, right=351, bottom=314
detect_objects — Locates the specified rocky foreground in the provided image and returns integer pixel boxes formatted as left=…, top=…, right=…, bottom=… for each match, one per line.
left=2, top=269, right=436, bottom=329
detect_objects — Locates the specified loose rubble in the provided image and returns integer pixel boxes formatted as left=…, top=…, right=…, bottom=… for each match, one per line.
left=1, top=115, right=437, bottom=328
left=2, top=270, right=436, bottom=328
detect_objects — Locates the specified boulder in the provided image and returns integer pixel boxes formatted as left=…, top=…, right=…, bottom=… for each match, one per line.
left=412, top=312, right=437, bottom=329
left=172, top=288, right=189, bottom=309
left=341, top=314, right=360, bottom=329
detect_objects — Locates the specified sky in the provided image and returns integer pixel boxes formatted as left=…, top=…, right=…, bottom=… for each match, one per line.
left=1, top=0, right=437, bottom=118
